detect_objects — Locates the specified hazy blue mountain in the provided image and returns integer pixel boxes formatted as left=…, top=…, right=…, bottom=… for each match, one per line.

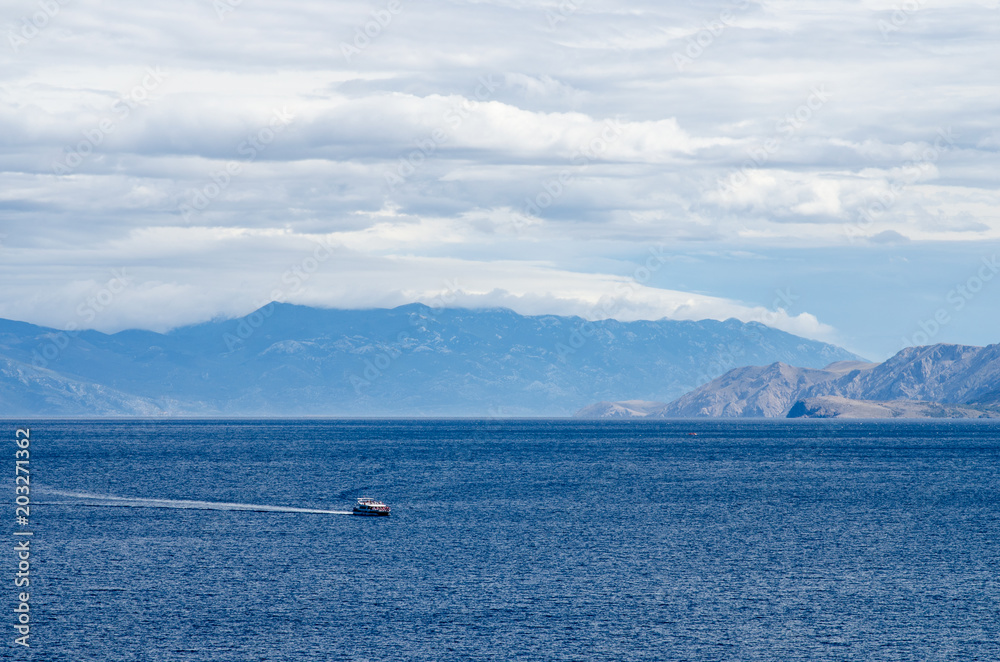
left=0, top=303, right=864, bottom=416
left=594, top=343, right=1000, bottom=419
left=0, top=356, right=171, bottom=416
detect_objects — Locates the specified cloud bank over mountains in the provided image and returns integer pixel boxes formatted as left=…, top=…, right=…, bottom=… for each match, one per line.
left=2, top=0, right=998, bottom=354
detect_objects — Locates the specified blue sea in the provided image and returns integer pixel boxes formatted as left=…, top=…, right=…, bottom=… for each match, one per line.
left=14, top=419, right=1000, bottom=661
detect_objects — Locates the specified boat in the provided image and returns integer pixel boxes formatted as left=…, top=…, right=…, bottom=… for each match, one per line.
left=353, top=497, right=391, bottom=516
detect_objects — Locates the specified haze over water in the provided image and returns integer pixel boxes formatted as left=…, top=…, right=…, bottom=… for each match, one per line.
left=27, top=419, right=1000, bottom=661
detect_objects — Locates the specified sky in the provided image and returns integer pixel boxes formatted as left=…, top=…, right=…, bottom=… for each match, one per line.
left=1, top=0, right=998, bottom=360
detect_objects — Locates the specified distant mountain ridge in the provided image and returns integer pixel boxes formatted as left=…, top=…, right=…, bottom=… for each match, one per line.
left=0, top=356, right=170, bottom=416
left=576, top=344, right=1000, bottom=419
left=0, top=303, right=863, bottom=416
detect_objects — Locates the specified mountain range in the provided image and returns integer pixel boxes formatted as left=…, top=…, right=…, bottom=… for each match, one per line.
left=0, top=303, right=863, bottom=417
left=576, top=344, right=1000, bottom=419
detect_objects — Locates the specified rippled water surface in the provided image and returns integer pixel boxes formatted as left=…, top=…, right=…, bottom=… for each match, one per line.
left=19, top=419, right=1000, bottom=660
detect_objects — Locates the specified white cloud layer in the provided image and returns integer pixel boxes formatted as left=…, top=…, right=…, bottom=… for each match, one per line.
left=1, top=0, right=998, bottom=355
left=0, top=226, right=836, bottom=342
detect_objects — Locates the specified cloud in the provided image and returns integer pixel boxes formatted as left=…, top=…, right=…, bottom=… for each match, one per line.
left=0, top=224, right=837, bottom=342
left=1, top=0, right=998, bottom=353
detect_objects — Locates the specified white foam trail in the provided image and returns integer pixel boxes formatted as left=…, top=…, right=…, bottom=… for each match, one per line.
left=39, top=489, right=352, bottom=515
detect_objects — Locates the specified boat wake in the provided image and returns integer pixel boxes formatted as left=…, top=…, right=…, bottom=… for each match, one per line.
left=37, top=489, right=353, bottom=515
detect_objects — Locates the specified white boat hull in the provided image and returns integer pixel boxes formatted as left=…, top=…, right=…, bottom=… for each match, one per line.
left=352, top=497, right=391, bottom=516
